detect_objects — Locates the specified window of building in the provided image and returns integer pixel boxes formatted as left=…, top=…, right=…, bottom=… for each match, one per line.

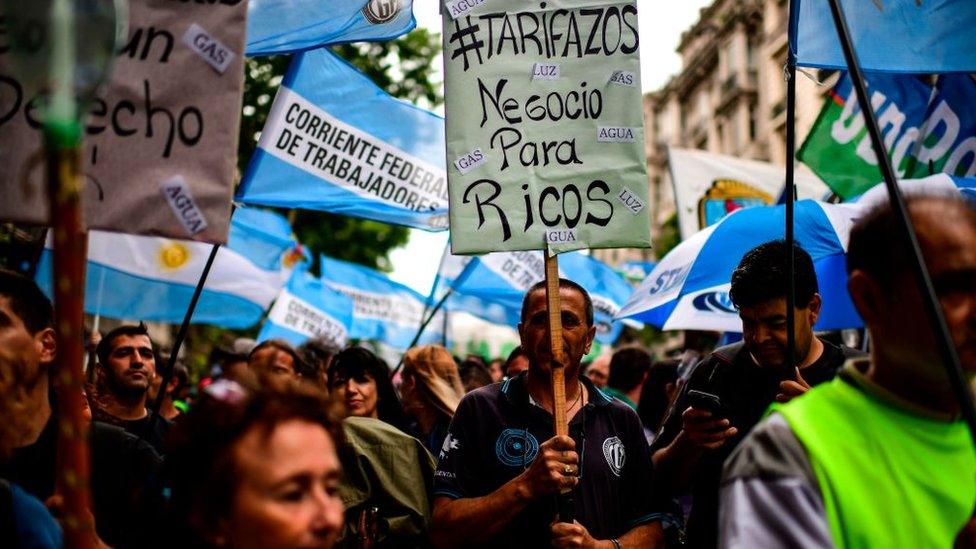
left=748, top=102, right=758, bottom=141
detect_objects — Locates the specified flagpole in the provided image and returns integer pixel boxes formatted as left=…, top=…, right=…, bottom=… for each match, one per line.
left=421, top=240, right=451, bottom=321
left=145, top=243, right=221, bottom=435
left=544, top=252, right=574, bottom=523
left=825, top=0, right=976, bottom=443
left=86, top=266, right=106, bottom=382
left=784, top=46, right=798, bottom=374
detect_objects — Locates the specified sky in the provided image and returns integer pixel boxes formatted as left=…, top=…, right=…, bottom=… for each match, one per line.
left=388, top=0, right=713, bottom=294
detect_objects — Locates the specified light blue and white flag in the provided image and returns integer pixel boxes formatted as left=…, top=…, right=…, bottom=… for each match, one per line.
left=320, top=255, right=444, bottom=349
left=428, top=248, right=520, bottom=327
left=618, top=260, right=657, bottom=283
left=246, top=0, right=416, bottom=56
left=617, top=200, right=863, bottom=332
left=237, top=48, right=448, bottom=231
left=790, top=0, right=976, bottom=73
left=36, top=209, right=299, bottom=328
left=258, top=268, right=354, bottom=347
left=449, top=250, right=636, bottom=344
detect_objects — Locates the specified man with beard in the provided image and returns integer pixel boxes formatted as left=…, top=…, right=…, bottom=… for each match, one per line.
left=94, top=324, right=170, bottom=453
left=431, top=279, right=665, bottom=548
left=0, top=270, right=161, bottom=547
left=650, top=241, right=863, bottom=547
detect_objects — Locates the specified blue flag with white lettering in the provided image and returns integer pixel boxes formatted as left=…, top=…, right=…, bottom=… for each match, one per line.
left=237, top=48, right=449, bottom=231
left=246, top=0, right=416, bottom=56
left=911, top=74, right=976, bottom=178
left=790, top=0, right=976, bottom=73
left=449, top=251, right=636, bottom=344
left=320, top=255, right=444, bottom=349
left=258, top=267, right=354, bottom=348
left=428, top=247, right=521, bottom=328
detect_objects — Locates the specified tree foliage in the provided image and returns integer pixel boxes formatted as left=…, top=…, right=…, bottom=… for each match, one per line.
left=238, top=28, right=443, bottom=271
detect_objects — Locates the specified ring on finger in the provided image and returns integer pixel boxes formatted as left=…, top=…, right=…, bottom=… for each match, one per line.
left=564, top=465, right=573, bottom=475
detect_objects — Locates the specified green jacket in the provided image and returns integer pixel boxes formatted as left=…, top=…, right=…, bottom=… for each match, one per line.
left=338, top=417, right=436, bottom=548
left=776, top=367, right=976, bottom=548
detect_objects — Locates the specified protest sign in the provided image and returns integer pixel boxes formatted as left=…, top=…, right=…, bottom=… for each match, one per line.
left=442, top=0, right=651, bottom=254
left=238, top=48, right=449, bottom=231
left=668, top=147, right=829, bottom=239
left=246, top=0, right=415, bottom=56
left=0, top=1, right=247, bottom=243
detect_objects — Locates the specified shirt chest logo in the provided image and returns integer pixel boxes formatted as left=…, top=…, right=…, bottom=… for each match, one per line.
left=495, top=429, right=539, bottom=467
left=603, top=436, right=625, bottom=476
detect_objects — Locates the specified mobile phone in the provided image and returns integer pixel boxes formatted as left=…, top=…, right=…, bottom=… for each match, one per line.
left=687, top=389, right=725, bottom=417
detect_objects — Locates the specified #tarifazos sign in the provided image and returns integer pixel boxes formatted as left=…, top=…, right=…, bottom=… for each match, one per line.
left=442, top=0, right=651, bottom=254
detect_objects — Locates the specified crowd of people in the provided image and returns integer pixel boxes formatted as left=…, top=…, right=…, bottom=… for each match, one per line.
left=1, top=190, right=974, bottom=547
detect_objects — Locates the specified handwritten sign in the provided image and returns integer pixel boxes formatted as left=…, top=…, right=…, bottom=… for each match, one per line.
left=0, top=1, right=247, bottom=243
left=442, top=0, right=651, bottom=254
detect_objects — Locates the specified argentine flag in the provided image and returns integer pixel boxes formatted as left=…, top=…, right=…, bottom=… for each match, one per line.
left=36, top=209, right=301, bottom=329
left=258, top=268, right=354, bottom=347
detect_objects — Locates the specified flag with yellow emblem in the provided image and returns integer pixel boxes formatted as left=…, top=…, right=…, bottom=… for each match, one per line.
left=36, top=209, right=300, bottom=329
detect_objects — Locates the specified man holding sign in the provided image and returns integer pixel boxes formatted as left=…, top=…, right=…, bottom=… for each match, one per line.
left=430, top=279, right=664, bottom=548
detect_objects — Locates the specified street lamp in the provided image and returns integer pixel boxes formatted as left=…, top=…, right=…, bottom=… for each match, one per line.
left=0, top=1, right=124, bottom=547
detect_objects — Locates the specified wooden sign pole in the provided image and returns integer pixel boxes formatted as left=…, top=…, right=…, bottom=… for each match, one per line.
left=544, top=251, right=574, bottom=522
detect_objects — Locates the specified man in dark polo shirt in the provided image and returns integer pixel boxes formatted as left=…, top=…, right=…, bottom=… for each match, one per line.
left=650, top=241, right=863, bottom=548
left=431, top=279, right=664, bottom=548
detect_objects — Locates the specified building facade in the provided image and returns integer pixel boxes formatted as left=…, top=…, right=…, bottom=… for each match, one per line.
left=596, top=0, right=831, bottom=267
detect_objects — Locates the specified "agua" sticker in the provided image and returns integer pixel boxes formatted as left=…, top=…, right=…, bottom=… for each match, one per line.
left=160, top=176, right=209, bottom=236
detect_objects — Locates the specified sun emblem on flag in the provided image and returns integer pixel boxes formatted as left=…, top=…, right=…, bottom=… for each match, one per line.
left=282, top=244, right=306, bottom=269
left=158, top=242, right=191, bottom=270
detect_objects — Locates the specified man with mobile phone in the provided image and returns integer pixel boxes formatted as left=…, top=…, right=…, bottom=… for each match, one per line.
left=650, top=241, right=863, bottom=548
left=721, top=190, right=976, bottom=548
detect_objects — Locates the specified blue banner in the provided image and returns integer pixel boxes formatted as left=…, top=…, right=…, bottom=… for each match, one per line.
left=790, top=0, right=976, bottom=73
left=237, top=48, right=449, bottom=231
left=246, top=0, right=416, bottom=56
left=448, top=251, right=636, bottom=344
left=320, top=255, right=444, bottom=349
left=37, top=209, right=297, bottom=329
left=912, top=74, right=976, bottom=178
left=258, top=268, right=354, bottom=348
left=423, top=247, right=521, bottom=328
